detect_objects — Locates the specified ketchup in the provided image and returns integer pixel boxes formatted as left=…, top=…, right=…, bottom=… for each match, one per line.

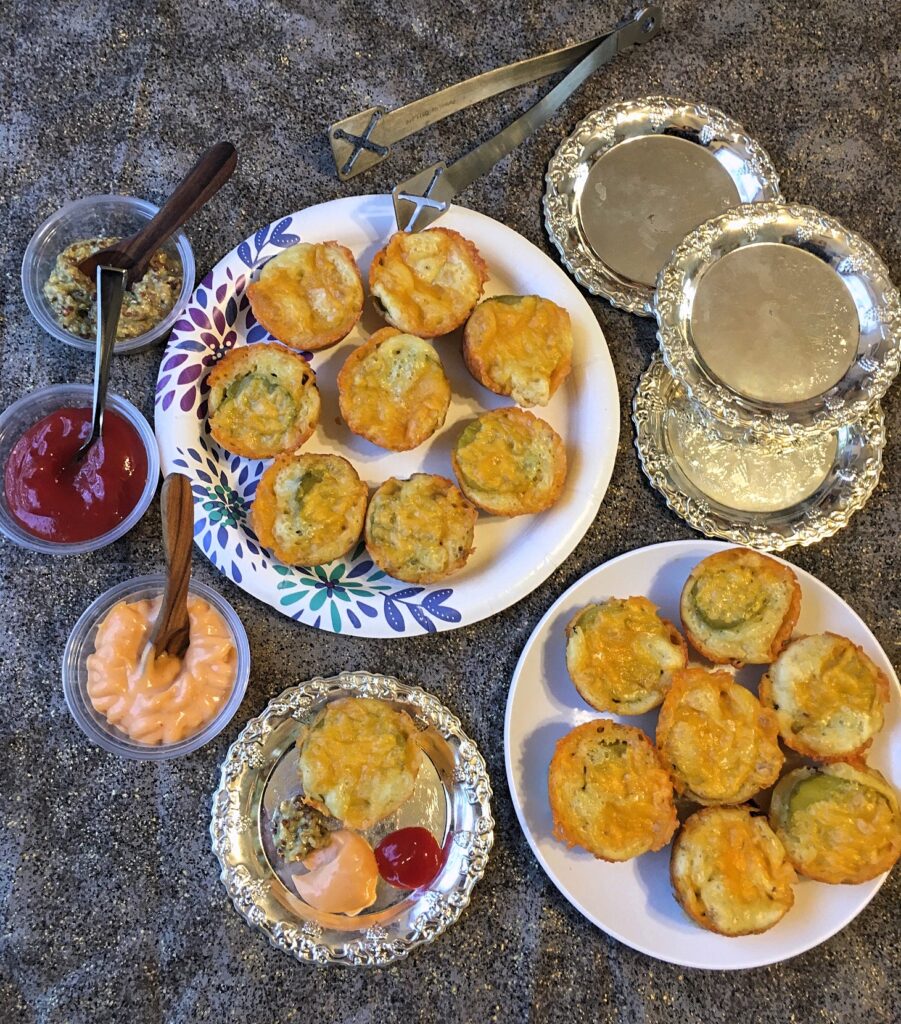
left=375, top=827, right=444, bottom=890
left=4, top=407, right=148, bottom=543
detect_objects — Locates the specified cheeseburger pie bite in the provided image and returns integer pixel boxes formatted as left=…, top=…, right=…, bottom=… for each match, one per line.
left=365, top=473, right=477, bottom=584
left=451, top=407, right=567, bottom=517
left=207, top=343, right=320, bottom=458
left=338, top=327, right=451, bottom=451
left=369, top=227, right=488, bottom=337
left=564, top=597, right=687, bottom=715
left=252, top=453, right=367, bottom=566
left=680, top=548, right=801, bottom=666
left=549, top=720, right=677, bottom=862
left=246, top=240, right=364, bottom=351
left=769, top=764, right=901, bottom=884
left=671, top=806, right=796, bottom=937
left=759, top=633, right=890, bottom=761
left=656, top=667, right=783, bottom=805
left=463, top=294, right=573, bottom=407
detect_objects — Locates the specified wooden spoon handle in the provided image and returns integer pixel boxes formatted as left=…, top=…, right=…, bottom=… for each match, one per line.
left=149, top=473, right=195, bottom=660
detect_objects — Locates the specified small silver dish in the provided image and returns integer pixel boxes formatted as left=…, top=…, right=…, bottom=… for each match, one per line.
left=656, top=201, right=901, bottom=438
left=544, top=96, right=780, bottom=316
left=632, top=355, right=885, bottom=551
left=211, top=671, right=494, bottom=967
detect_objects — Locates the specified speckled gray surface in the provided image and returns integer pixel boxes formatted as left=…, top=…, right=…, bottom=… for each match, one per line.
left=1, top=1, right=899, bottom=1021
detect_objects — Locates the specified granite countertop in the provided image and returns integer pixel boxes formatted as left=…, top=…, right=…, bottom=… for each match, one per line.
left=1, top=1, right=899, bottom=1021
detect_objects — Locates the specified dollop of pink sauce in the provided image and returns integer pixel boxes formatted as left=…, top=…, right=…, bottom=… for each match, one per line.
left=292, top=830, right=379, bottom=916
left=86, top=595, right=237, bottom=745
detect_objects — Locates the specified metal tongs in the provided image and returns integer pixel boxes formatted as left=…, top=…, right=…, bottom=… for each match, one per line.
left=329, top=7, right=662, bottom=232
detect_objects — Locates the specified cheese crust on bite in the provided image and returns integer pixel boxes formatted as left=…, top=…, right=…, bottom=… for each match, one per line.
left=207, top=343, right=320, bottom=458
left=463, top=294, right=573, bottom=407
left=671, top=806, right=795, bottom=936
left=337, top=327, right=451, bottom=451
left=656, top=667, right=783, bottom=805
left=297, top=697, right=422, bottom=831
left=247, top=241, right=364, bottom=351
left=564, top=597, right=687, bottom=715
left=451, top=407, right=567, bottom=517
left=252, top=453, right=367, bottom=566
left=548, top=719, right=677, bottom=862
left=680, top=547, right=801, bottom=665
left=769, top=763, right=901, bottom=884
left=369, top=228, right=488, bottom=337
left=759, top=633, right=889, bottom=761
left=364, top=473, right=477, bottom=584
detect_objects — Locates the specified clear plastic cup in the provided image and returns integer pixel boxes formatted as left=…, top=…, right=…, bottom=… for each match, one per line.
left=62, top=574, right=251, bottom=760
left=0, top=383, right=160, bottom=555
left=21, top=193, right=195, bottom=354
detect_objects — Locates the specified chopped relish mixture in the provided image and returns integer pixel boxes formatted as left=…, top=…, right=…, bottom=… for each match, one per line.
left=271, top=796, right=338, bottom=862
left=43, top=237, right=182, bottom=340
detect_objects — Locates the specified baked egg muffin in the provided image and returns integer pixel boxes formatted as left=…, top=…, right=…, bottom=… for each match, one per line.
left=252, top=453, right=368, bottom=566
left=246, top=240, right=364, bottom=351
left=451, top=407, right=567, bottom=517
left=564, top=597, right=688, bottom=715
left=337, top=327, right=451, bottom=451
left=207, top=343, right=320, bottom=458
left=548, top=720, right=677, bottom=862
left=680, top=548, right=801, bottom=666
left=769, top=763, right=901, bottom=884
left=297, top=697, right=422, bottom=831
left=368, top=227, right=488, bottom=337
left=759, top=633, right=890, bottom=762
left=364, top=474, right=477, bottom=584
left=671, top=806, right=796, bottom=936
left=656, top=667, right=783, bottom=805
left=463, top=294, right=573, bottom=407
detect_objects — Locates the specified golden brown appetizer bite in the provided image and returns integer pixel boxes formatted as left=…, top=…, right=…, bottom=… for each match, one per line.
left=364, top=474, right=477, bottom=584
left=246, top=240, right=364, bottom=351
left=680, top=547, right=801, bottom=666
left=463, top=294, right=573, bottom=407
left=252, top=453, right=367, bottom=566
left=548, top=720, right=677, bottom=862
left=671, top=806, right=796, bottom=936
left=656, top=667, right=783, bottom=805
left=207, top=343, right=320, bottom=458
left=337, top=327, right=451, bottom=451
left=759, top=633, right=890, bottom=762
left=368, top=227, right=488, bottom=337
left=451, top=407, right=567, bottom=517
left=769, top=763, right=901, bottom=884
left=564, top=597, right=687, bottom=715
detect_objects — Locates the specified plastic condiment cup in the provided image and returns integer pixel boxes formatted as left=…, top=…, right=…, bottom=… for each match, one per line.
left=21, top=193, right=195, bottom=354
left=62, top=574, right=251, bottom=760
left=0, top=383, right=160, bottom=555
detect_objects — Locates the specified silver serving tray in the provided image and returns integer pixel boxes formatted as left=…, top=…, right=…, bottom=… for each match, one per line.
left=544, top=96, right=781, bottom=316
left=632, top=355, right=885, bottom=551
left=211, top=671, right=494, bottom=966
left=655, top=201, right=901, bottom=437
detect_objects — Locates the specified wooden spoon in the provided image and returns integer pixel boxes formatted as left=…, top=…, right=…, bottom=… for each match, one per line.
left=78, top=142, right=237, bottom=286
left=147, top=473, right=195, bottom=661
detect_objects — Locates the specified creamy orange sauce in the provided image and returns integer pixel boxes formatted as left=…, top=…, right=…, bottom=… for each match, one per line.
left=292, top=829, right=379, bottom=915
left=86, top=595, right=237, bottom=745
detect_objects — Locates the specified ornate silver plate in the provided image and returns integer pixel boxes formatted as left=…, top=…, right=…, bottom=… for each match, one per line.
left=210, top=671, right=494, bottom=966
left=544, top=96, right=781, bottom=316
left=632, top=355, right=885, bottom=550
left=656, top=202, right=901, bottom=437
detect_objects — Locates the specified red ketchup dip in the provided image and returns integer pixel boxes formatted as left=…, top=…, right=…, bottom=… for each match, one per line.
left=375, top=827, right=444, bottom=890
left=4, top=407, right=148, bottom=543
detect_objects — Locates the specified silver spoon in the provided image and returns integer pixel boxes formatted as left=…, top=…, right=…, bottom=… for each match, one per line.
left=72, top=265, right=127, bottom=463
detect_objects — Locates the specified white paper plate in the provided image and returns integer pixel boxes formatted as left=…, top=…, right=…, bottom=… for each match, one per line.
left=504, top=539, right=900, bottom=969
left=154, top=195, right=619, bottom=637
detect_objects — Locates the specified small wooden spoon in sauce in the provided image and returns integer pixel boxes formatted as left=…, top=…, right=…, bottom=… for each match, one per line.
left=78, top=142, right=237, bottom=286
left=147, top=473, right=195, bottom=662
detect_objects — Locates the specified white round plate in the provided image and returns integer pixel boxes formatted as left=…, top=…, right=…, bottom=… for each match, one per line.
left=154, top=195, right=619, bottom=637
left=504, top=539, right=900, bottom=969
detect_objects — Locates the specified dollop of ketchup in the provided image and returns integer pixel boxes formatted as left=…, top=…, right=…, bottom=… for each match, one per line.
left=4, top=407, right=148, bottom=543
left=375, top=827, right=444, bottom=890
